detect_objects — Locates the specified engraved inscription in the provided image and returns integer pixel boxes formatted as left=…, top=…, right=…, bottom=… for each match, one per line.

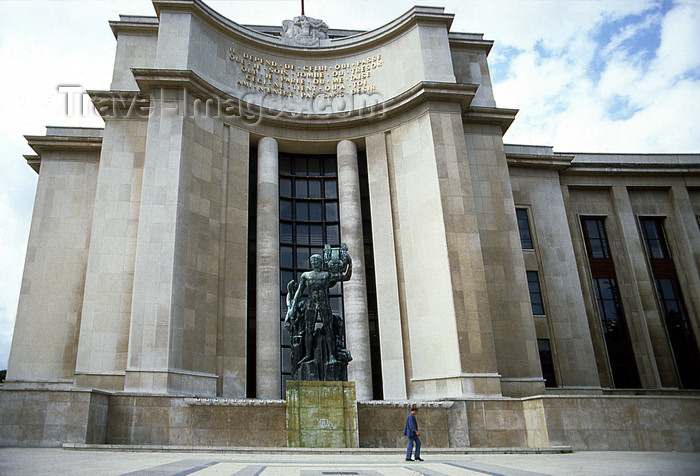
left=228, top=47, right=383, bottom=99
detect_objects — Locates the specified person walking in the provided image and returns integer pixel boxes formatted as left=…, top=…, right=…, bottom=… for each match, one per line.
left=403, top=405, right=423, bottom=461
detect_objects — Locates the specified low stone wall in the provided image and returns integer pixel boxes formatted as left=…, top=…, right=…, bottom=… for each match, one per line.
left=0, top=388, right=108, bottom=447
left=1, top=387, right=698, bottom=450
left=541, top=395, right=700, bottom=451
left=106, top=395, right=286, bottom=446
left=357, top=400, right=469, bottom=448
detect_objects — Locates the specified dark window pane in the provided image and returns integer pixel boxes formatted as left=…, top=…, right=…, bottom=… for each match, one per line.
left=280, top=246, right=293, bottom=268
left=581, top=217, right=610, bottom=259
left=280, top=200, right=292, bottom=220
left=324, top=158, right=337, bottom=176
left=326, top=224, right=339, bottom=244
left=296, top=202, right=308, bottom=221
left=527, top=271, right=545, bottom=315
left=325, top=202, right=338, bottom=221
left=640, top=218, right=668, bottom=260
left=309, top=202, right=323, bottom=221
left=296, top=224, right=309, bottom=244
left=310, top=247, right=323, bottom=258
left=308, top=179, right=322, bottom=198
left=280, top=223, right=293, bottom=243
left=329, top=281, right=341, bottom=295
left=281, top=324, right=291, bottom=346
left=295, top=158, right=307, bottom=175
left=324, top=180, right=337, bottom=198
left=280, top=177, right=292, bottom=197
left=281, top=270, right=294, bottom=293
left=295, top=179, right=308, bottom=198
left=516, top=209, right=533, bottom=249
left=537, top=339, right=557, bottom=387
left=279, top=156, right=292, bottom=174
left=585, top=219, right=600, bottom=240
left=308, top=158, right=321, bottom=176
left=296, top=247, right=310, bottom=268
left=281, top=347, right=292, bottom=374
left=309, top=225, right=324, bottom=245
left=330, top=297, right=343, bottom=316
left=589, top=240, right=604, bottom=259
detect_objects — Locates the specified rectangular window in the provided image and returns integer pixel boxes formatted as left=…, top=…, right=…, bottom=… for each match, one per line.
left=537, top=339, right=557, bottom=387
left=526, top=271, right=545, bottom=315
left=516, top=208, right=533, bottom=249
left=581, top=216, right=641, bottom=388
left=639, top=217, right=700, bottom=389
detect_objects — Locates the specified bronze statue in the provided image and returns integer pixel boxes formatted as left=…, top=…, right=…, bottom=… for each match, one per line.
left=284, top=244, right=353, bottom=381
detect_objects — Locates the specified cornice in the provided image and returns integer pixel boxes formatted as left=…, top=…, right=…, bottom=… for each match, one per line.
left=152, top=0, right=455, bottom=55
left=24, top=134, right=103, bottom=155
left=506, top=153, right=573, bottom=170
left=109, top=16, right=159, bottom=39
left=562, top=162, right=700, bottom=176
left=463, top=106, right=518, bottom=134
left=23, top=134, right=103, bottom=174
left=92, top=68, right=478, bottom=131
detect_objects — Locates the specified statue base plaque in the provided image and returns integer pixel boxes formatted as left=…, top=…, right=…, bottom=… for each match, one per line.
left=286, top=380, right=359, bottom=448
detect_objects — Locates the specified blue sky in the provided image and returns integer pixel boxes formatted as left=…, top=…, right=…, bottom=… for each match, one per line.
left=0, top=0, right=699, bottom=370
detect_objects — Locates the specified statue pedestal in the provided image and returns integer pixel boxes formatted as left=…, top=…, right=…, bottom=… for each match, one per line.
left=286, top=380, right=358, bottom=448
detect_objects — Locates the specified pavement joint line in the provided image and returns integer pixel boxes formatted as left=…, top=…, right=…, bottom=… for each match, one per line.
left=61, top=443, right=573, bottom=454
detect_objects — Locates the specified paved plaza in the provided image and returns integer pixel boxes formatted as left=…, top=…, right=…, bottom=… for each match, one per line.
left=0, top=448, right=698, bottom=475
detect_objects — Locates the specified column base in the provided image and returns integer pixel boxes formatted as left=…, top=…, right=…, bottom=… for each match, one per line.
left=500, top=378, right=547, bottom=398
left=410, top=374, right=503, bottom=399
left=124, top=369, right=217, bottom=396
left=74, top=372, right=125, bottom=392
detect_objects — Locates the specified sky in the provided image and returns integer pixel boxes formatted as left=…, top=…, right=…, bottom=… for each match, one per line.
left=0, top=0, right=699, bottom=370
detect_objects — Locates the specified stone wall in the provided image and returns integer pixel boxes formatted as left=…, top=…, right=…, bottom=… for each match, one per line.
left=106, top=395, right=286, bottom=447
left=0, top=389, right=108, bottom=447
left=542, top=395, right=700, bottom=451
left=1, top=388, right=698, bottom=450
left=357, top=401, right=469, bottom=448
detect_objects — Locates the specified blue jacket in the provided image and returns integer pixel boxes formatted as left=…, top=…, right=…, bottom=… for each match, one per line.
left=403, top=412, right=418, bottom=437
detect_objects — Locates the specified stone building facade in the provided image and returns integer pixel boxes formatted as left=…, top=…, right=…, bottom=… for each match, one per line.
left=2, top=1, right=699, bottom=449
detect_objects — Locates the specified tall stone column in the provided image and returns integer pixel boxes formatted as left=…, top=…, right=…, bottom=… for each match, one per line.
left=337, top=139, right=373, bottom=401
left=256, top=137, right=281, bottom=399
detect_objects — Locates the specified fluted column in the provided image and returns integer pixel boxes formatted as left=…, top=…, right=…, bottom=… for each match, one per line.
left=256, top=137, right=281, bottom=398
left=337, top=139, right=373, bottom=400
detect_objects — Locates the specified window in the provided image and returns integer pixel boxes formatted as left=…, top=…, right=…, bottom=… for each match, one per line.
left=537, top=339, right=557, bottom=387
left=516, top=208, right=533, bottom=249
left=639, top=217, right=700, bottom=389
left=526, top=271, right=545, bottom=315
left=581, top=216, right=641, bottom=388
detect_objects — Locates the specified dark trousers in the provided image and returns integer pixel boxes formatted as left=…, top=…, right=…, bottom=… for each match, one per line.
left=406, top=434, right=421, bottom=460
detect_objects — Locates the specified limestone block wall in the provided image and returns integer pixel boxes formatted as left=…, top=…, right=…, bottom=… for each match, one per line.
left=464, top=124, right=544, bottom=397
left=542, top=395, right=700, bottom=451
left=0, top=389, right=108, bottom=447
left=7, top=154, right=99, bottom=383
left=357, top=401, right=468, bottom=448
left=510, top=167, right=600, bottom=388
left=110, top=22, right=158, bottom=91
left=450, top=41, right=496, bottom=107
left=464, top=399, right=549, bottom=448
left=105, top=396, right=286, bottom=446
left=75, top=119, right=147, bottom=391
left=125, top=91, right=250, bottom=397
